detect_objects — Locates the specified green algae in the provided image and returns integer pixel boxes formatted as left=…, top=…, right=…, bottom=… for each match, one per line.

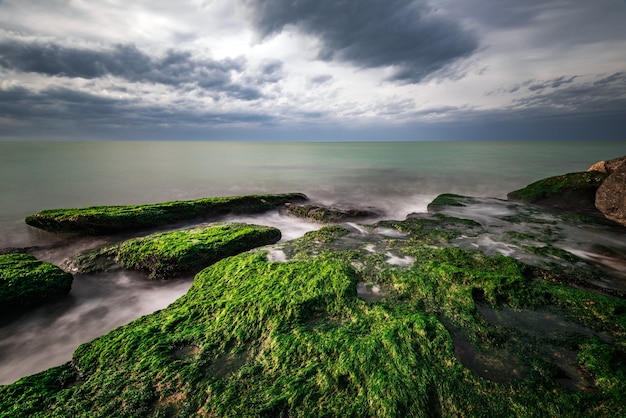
left=0, top=253, right=73, bottom=312
left=507, top=171, right=608, bottom=204
left=3, top=192, right=626, bottom=416
left=426, top=193, right=473, bottom=210
left=2, top=230, right=625, bottom=416
left=25, top=193, right=307, bottom=235
left=72, top=223, right=281, bottom=279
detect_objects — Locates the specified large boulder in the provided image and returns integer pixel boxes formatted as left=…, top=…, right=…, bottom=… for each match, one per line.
left=587, top=155, right=626, bottom=174
left=595, top=158, right=626, bottom=227
left=506, top=171, right=608, bottom=217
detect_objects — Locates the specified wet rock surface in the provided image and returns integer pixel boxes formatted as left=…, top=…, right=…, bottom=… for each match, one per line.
left=0, top=253, right=73, bottom=313
left=3, top=192, right=626, bottom=416
left=25, top=193, right=308, bottom=234
left=69, top=223, right=282, bottom=280
left=282, top=202, right=381, bottom=223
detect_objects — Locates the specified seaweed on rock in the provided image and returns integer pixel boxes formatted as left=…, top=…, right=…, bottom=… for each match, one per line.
left=25, top=193, right=307, bottom=234
left=3, top=189, right=626, bottom=416
left=0, top=253, right=73, bottom=313
left=71, top=223, right=282, bottom=279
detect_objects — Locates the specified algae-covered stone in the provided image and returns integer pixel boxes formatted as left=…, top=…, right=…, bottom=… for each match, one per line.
left=25, top=193, right=307, bottom=235
left=0, top=253, right=73, bottom=312
left=71, top=223, right=282, bottom=279
left=3, top=194, right=626, bottom=417
left=282, top=203, right=381, bottom=223
left=426, top=193, right=472, bottom=211
left=507, top=171, right=608, bottom=216
left=2, top=232, right=625, bottom=416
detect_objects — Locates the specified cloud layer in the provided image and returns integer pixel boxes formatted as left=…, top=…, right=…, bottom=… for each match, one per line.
left=240, top=0, right=479, bottom=83
left=0, top=0, right=625, bottom=140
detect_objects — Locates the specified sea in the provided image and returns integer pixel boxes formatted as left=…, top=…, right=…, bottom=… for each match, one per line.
left=0, top=140, right=624, bottom=384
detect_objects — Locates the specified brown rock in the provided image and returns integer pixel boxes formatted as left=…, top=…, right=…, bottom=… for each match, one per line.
left=587, top=156, right=626, bottom=174
left=595, top=170, right=626, bottom=227
left=587, top=161, right=607, bottom=173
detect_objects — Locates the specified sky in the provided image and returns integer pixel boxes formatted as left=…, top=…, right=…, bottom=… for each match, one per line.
left=0, top=0, right=625, bottom=141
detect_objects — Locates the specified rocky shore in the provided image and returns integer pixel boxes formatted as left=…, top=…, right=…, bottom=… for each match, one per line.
left=1, top=158, right=625, bottom=417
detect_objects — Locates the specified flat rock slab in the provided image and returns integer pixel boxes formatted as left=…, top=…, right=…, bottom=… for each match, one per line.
left=25, top=193, right=307, bottom=234
left=70, top=223, right=281, bottom=279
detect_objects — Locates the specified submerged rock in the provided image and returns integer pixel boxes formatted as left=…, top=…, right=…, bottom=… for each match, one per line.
left=70, top=223, right=281, bottom=279
left=282, top=202, right=381, bottom=223
left=25, top=193, right=307, bottom=235
left=0, top=253, right=73, bottom=313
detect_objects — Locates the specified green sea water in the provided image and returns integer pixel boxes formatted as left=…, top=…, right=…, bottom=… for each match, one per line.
left=2, top=140, right=624, bottom=248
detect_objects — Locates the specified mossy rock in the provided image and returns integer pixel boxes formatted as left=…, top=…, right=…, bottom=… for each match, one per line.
left=5, top=191, right=626, bottom=415
left=71, top=223, right=282, bottom=279
left=0, top=253, right=73, bottom=312
left=426, top=193, right=472, bottom=211
left=25, top=193, right=307, bottom=235
left=3, top=219, right=626, bottom=416
left=283, top=203, right=381, bottom=223
left=507, top=171, right=608, bottom=215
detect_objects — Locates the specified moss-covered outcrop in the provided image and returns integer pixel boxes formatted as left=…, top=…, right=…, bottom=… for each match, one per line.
left=0, top=253, right=73, bottom=312
left=71, top=223, right=281, bottom=279
left=25, top=193, right=307, bottom=235
left=507, top=171, right=608, bottom=216
left=2, top=197, right=626, bottom=416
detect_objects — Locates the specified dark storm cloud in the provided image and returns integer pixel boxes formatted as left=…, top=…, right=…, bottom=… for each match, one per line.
left=240, top=0, right=479, bottom=83
left=511, top=72, right=626, bottom=116
left=0, top=85, right=134, bottom=122
left=0, top=84, right=274, bottom=133
left=527, top=76, right=578, bottom=92
left=444, top=0, right=626, bottom=45
left=0, top=40, right=266, bottom=100
left=487, top=76, right=579, bottom=96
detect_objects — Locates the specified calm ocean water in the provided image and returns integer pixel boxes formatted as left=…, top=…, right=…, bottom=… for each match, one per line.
left=2, top=140, right=624, bottom=248
left=1, top=140, right=625, bottom=384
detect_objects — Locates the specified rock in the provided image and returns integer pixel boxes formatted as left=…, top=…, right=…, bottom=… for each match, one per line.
left=507, top=171, right=608, bottom=217
left=590, top=155, right=626, bottom=227
left=282, top=203, right=381, bottom=223
left=595, top=169, right=626, bottom=227
left=587, top=161, right=608, bottom=173
left=587, top=155, right=626, bottom=174
left=0, top=253, right=73, bottom=312
left=4, top=197, right=626, bottom=416
left=25, top=193, right=308, bottom=235
left=70, top=223, right=282, bottom=279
